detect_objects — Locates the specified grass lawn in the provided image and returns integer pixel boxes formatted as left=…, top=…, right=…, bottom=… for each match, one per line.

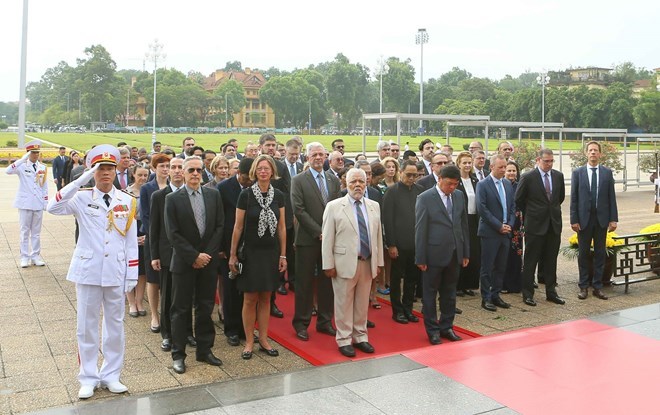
left=0, top=131, right=651, bottom=156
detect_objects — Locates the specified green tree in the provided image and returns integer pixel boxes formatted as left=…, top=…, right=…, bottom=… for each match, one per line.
left=76, top=45, right=125, bottom=122
left=382, top=57, right=416, bottom=113
left=611, top=62, right=652, bottom=84
left=325, top=54, right=369, bottom=129
left=439, top=67, right=471, bottom=86
left=634, top=91, right=660, bottom=132
left=223, top=61, right=242, bottom=71
left=212, top=79, right=245, bottom=127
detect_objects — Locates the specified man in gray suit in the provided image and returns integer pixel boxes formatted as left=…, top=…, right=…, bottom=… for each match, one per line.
left=415, top=165, right=469, bottom=345
left=291, top=142, right=341, bottom=341
left=570, top=141, right=618, bottom=300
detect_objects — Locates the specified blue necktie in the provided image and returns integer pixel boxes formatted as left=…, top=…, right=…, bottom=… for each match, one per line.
left=355, top=200, right=371, bottom=259
left=317, top=173, right=328, bottom=204
left=496, top=180, right=507, bottom=224
left=289, top=162, right=296, bottom=177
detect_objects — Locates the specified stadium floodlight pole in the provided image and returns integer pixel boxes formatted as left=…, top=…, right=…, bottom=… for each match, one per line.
left=146, top=39, right=165, bottom=145
left=415, top=28, right=428, bottom=132
left=376, top=56, right=389, bottom=141
left=18, top=0, right=29, bottom=148
left=536, top=71, right=550, bottom=148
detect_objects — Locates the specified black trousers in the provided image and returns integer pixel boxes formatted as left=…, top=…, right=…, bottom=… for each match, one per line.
left=577, top=215, right=608, bottom=289
left=171, top=267, right=217, bottom=361
left=522, top=230, right=560, bottom=300
left=280, top=226, right=296, bottom=285
left=292, top=242, right=334, bottom=332
left=220, top=258, right=244, bottom=338
left=160, top=266, right=193, bottom=341
left=389, top=248, right=420, bottom=317
left=422, top=254, right=459, bottom=335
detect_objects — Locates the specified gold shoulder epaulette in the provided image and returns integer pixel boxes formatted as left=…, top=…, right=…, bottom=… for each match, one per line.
left=78, top=188, right=93, bottom=191
left=120, top=189, right=138, bottom=198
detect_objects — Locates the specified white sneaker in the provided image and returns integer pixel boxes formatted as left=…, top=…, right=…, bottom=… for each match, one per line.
left=102, top=381, right=128, bottom=394
left=20, top=258, right=30, bottom=268
left=32, top=256, right=46, bottom=266
left=78, top=384, right=96, bottom=399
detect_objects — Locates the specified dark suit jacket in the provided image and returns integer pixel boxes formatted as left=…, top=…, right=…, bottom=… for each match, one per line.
left=415, top=187, right=469, bottom=267
left=149, top=185, right=174, bottom=267
left=164, top=186, right=224, bottom=273
left=570, top=165, right=618, bottom=229
left=456, top=174, right=478, bottom=209
left=291, top=169, right=341, bottom=246
left=52, top=155, right=69, bottom=181
left=323, top=157, right=354, bottom=171
left=476, top=175, right=516, bottom=238
left=140, top=178, right=162, bottom=234
left=217, top=176, right=242, bottom=254
left=273, top=160, right=293, bottom=229
left=113, top=170, right=134, bottom=189
left=515, top=168, right=565, bottom=235
left=417, top=172, right=438, bottom=191
left=284, top=160, right=304, bottom=178
left=383, top=182, right=424, bottom=251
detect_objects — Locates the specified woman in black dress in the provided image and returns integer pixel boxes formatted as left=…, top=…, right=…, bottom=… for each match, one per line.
left=455, top=151, right=480, bottom=296
left=229, top=155, right=287, bottom=360
left=502, top=161, right=523, bottom=293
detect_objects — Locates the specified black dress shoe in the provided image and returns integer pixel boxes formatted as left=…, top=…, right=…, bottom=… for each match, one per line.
left=393, top=313, right=409, bottom=324
left=464, top=289, right=476, bottom=296
left=492, top=297, right=511, bottom=309
left=353, top=341, right=375, bottom=353
left=196, top=352, right=222, bottom=366
left=428, top=333, right=442, bottom=345
left=523, top=297, right=537, bottom=307
left=577, top=288, right=588, bottom=300
left=546, top=296, right=566, bottom=305
left=455, top=307, right=463, bottom=315
left=317, top=325, right=336, bottom=336
left=366, top=320, right=376, bottom=328
left=277, top=284, right=288, bottom=295
left=593, top=289, right=608, bottom=300
left=227, top=335, right=240, bottom=346
left=405, top=313, right=419, bottom=323
left=481, top=301, right=497, bottom=312
left=533, top=282, right=539, bottom=289
left=296, top=329, right=309, bottom=341
left=161, top=338, right=172, bottom=351
left=338, top=345, right=356, bottom=357
left=187, top=336, right=197, bottom=347
left=288, top=282, right=295, bottom=292
left=440, top=328, right=462, bottom=342
left=270, top=304, right=284, bottom=318
left=456, top=290, right=465, bottom=297
left=172, top=359, right=186, bottom=374
left=258, top=344, right=279, bottom=357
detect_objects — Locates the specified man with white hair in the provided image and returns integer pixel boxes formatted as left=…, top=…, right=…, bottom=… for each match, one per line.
left=375, top=140, right=391, bottom=163
left=327, top=151, right=345, bottom=178
left=291, top=142, right=341, bottom=341
left=322, top=168, right=384, bottom=357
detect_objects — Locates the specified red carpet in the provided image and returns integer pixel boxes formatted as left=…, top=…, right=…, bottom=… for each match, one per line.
left=404, top=320, right=660, bottom=414
left=267, top=291, right=480, bottom=366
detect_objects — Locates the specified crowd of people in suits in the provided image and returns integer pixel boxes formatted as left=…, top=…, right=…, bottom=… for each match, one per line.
left=7, top=134, right=618, bottom=398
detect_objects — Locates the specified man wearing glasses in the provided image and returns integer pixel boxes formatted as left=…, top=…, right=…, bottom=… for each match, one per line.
left=324, top=139, right=354, bottom=170
left=515, top=149, right=566, bottom=306
left=472, top=150, right=489, bottom=181
left=418, top=152, right=450, bottom=190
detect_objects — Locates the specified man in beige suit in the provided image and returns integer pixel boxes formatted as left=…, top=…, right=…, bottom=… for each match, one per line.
left=322, top=168, right=384, bottom=358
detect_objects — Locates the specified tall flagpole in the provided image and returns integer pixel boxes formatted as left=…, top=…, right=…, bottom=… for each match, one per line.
left=18, top=0, right=29, bottom=148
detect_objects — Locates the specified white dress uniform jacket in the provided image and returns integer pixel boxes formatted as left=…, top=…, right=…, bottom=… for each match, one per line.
left=47, top=185, right=139, bottom=286
left=6, top=158, right=48, bottom=210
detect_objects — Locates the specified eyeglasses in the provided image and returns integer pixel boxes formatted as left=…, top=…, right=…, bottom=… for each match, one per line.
left=433, top=161, right=448, bottom=165
left=186, top=168, right=203, bottom=173
left=404, top=173, right=419, bottom=178
left=540, top=159, right=554, bottom=163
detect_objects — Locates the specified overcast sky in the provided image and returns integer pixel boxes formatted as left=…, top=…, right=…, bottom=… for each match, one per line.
left=1, top=0, right=658, bottom=102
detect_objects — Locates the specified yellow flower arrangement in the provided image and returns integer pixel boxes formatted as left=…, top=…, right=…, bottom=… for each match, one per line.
left=638, top=223, right=660, bottom=241
left=561, top=232, right=625, bottom=259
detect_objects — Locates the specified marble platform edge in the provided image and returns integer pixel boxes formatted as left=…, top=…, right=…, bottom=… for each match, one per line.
left=26, top=355, right=425, bottom=415
left=588, top=302, right=660, bottom=328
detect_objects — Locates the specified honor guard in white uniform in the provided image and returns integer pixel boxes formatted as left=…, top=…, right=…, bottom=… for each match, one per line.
left=5, top=140, right=48, bottom=267
left=47, top=144, right=139, bottom=400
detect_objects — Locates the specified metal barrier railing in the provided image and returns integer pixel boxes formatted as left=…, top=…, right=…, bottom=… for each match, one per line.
left=613, top=232, right=660, bottom=293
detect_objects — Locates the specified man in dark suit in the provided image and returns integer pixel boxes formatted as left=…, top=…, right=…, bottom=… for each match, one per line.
left=323, top=138, right=355, bottom=170
left=52, top=146, right=69, bottom=190
left=471, top=149, right=489, bottom=181
left=415, top=165, right=470, bottom=345
left=570, top=141, right=618, bottom=300
left=164, top=156, right=224, bottom=374
left=418, top=153, right=450, bottom=191
left=384, top=160, right=424, bottom=324
left=291, top=142, right=341, bottom=341
left=515, top=149, right=566, bottom=306
left=217, top=157, right=254, bottom=346
left=279, top=139, right=303, bottom=294
left=476, top=155, right=516, bottom=312
left=419, top=139, right=436, bottom=176
left=177, top=137, right=196, bottom=159
left=113, top=147, right=133, bottom=190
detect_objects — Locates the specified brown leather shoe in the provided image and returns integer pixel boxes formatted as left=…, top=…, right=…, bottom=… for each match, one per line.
left=593, top=289, right=608, bottom=300
left=577, top=288, right=588, bottom=300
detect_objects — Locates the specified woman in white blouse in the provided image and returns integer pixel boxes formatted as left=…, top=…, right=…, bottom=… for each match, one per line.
left=455, top=151, right=480, bottom=297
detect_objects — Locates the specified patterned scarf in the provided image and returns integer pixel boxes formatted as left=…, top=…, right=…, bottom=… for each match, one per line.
left=250, top=183, right=277, bottom=237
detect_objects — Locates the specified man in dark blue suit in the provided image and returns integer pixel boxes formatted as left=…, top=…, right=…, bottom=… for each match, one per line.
left=415, top=165, right=469, bottom=345
left=217, top=157, right=254, bottom=346
left=570, top=141, right=618, bottom=300
left=52, top=146, right=69, bottom=190
left=476, top=155, right=516, bottom=312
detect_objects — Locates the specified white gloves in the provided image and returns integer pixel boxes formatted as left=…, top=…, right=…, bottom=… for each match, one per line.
left=124, top=279, right=137, bottom=293
left=73, top=163, right=98, bottom=188
left=14, top=151, right=30, bottom=165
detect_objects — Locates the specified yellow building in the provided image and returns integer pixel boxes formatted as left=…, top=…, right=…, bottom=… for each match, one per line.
left=204, top=68, right=275, bottom=129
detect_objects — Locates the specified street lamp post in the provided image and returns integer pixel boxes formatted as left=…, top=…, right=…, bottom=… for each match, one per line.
left=146, top=39, right=165, bottom=145
left=376, top=56, right=389, bottom=141
left=536, top=72, right=550, bottom=148
left=415, top=28, right=428, bottom=132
